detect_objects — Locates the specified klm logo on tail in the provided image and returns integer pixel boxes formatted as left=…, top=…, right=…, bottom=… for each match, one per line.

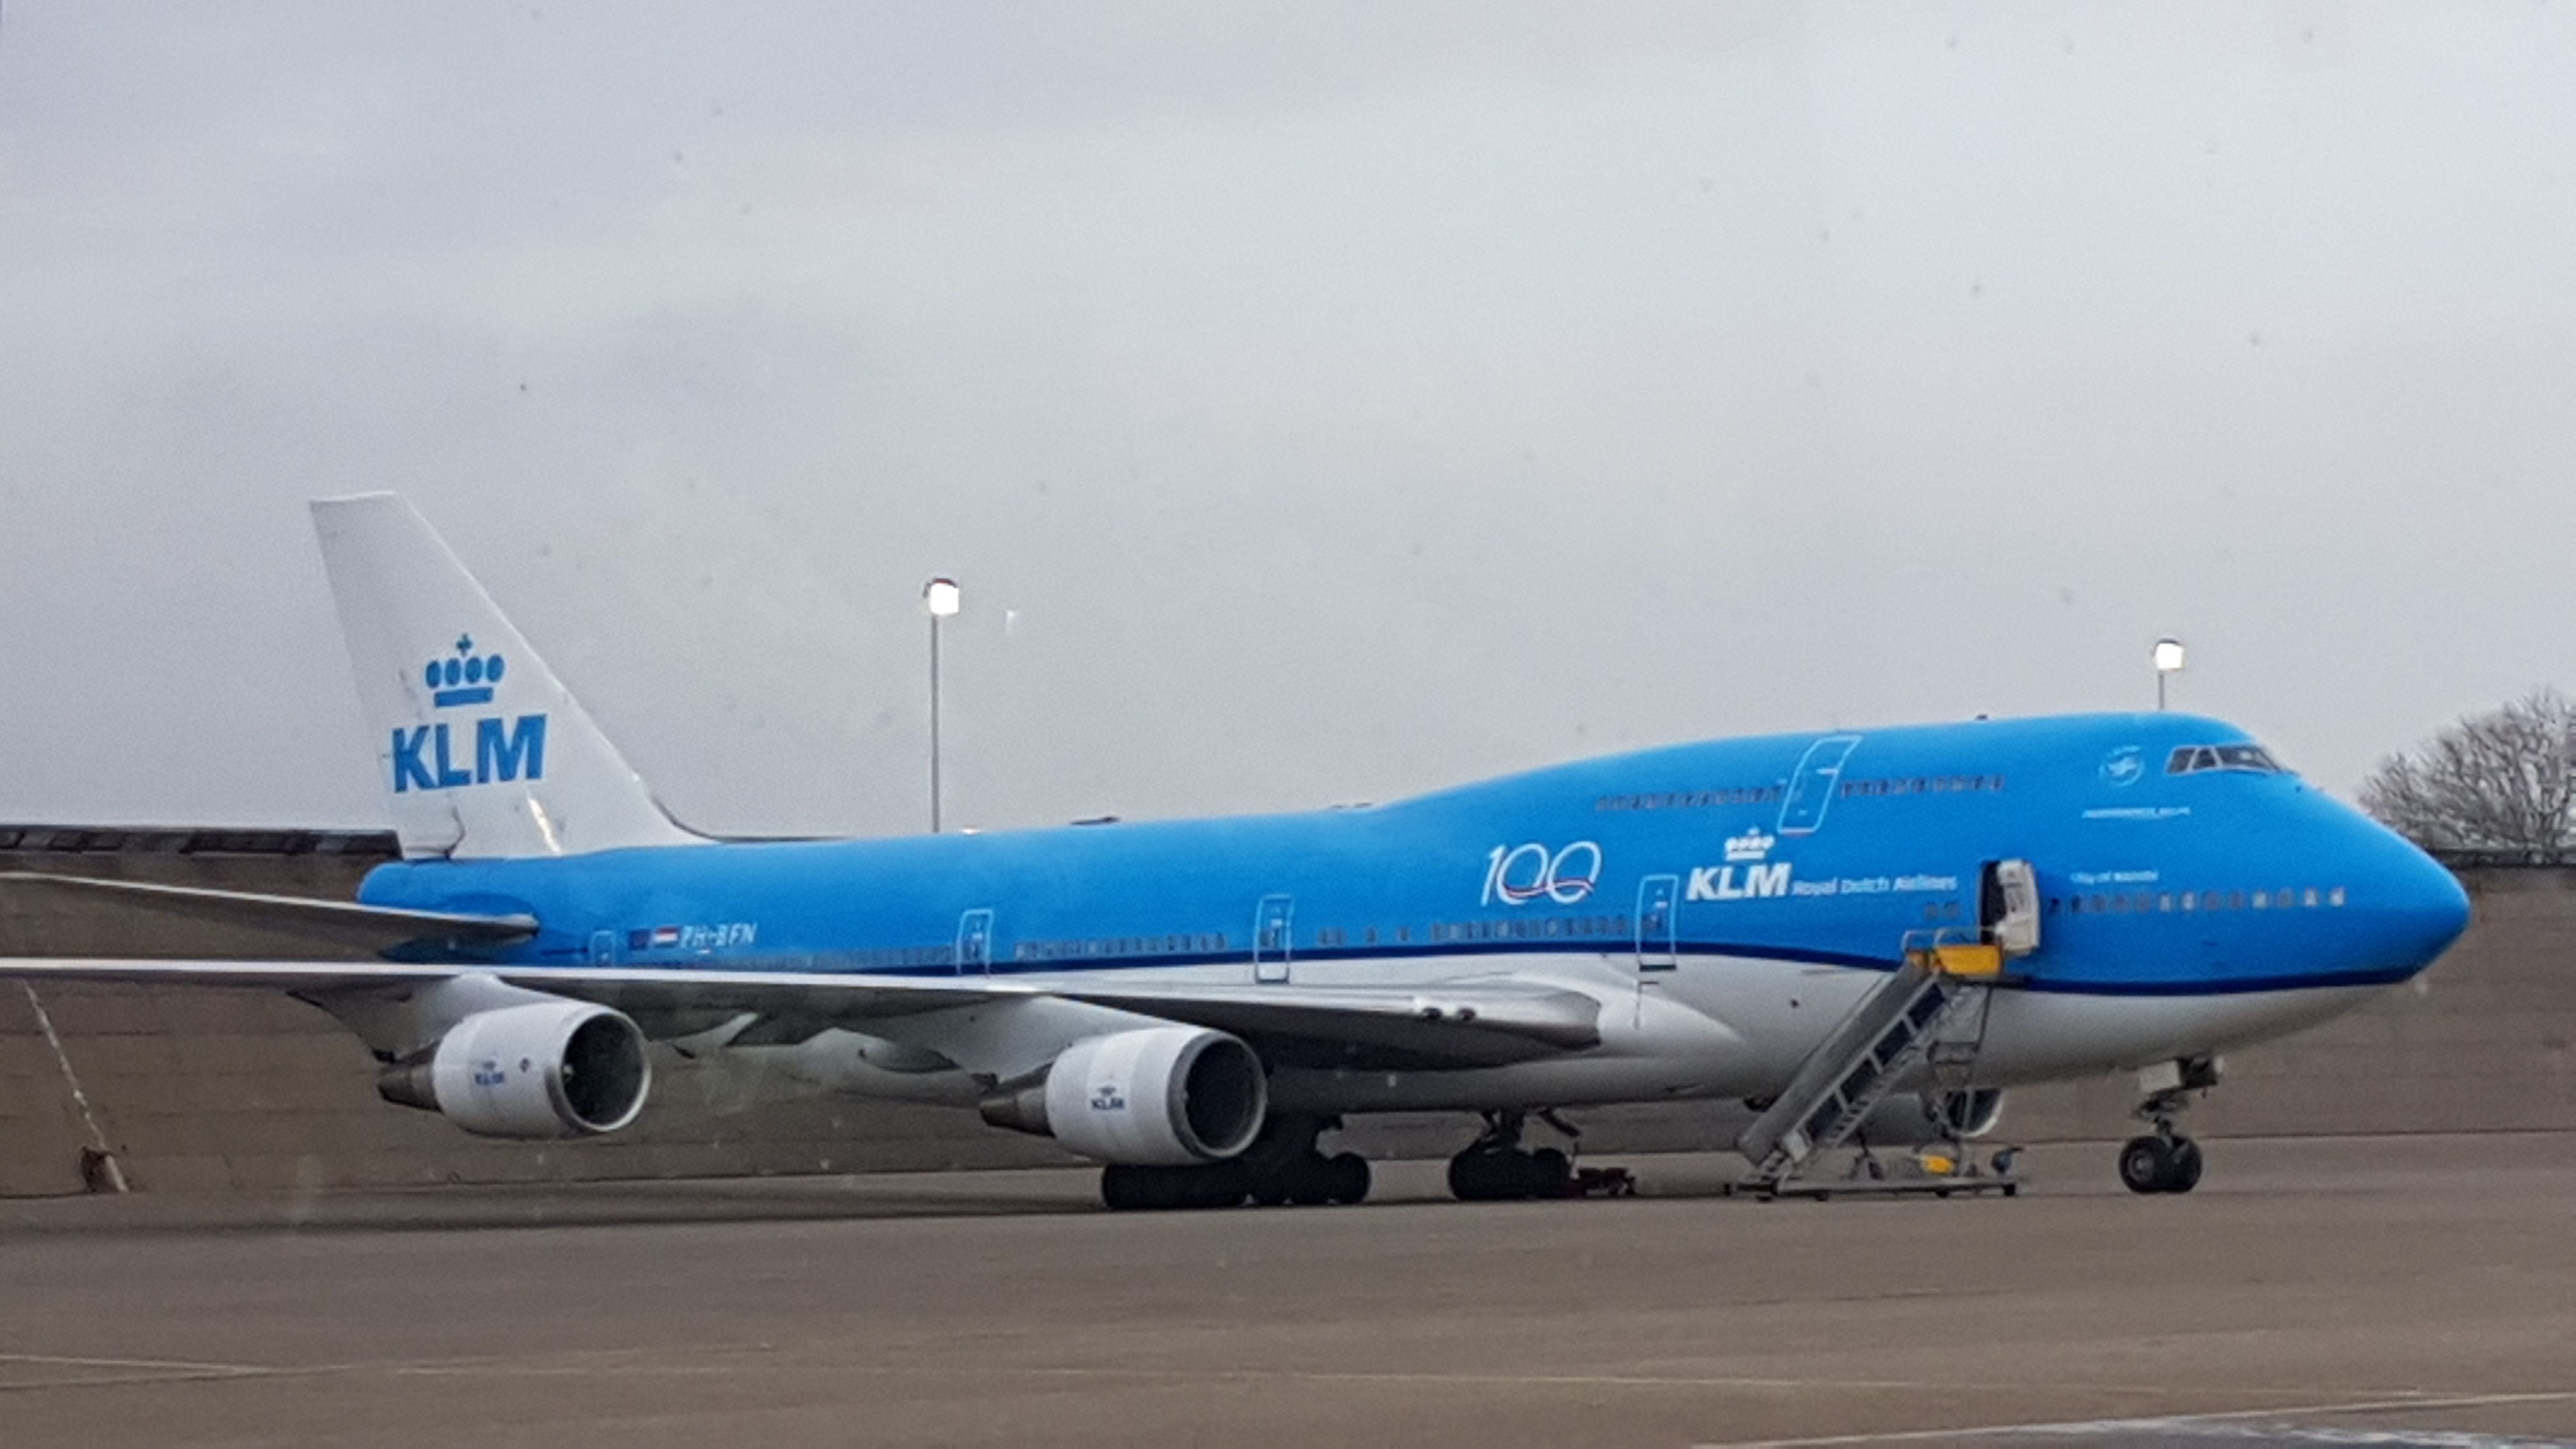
left=392, top=636, right=547, bottom=793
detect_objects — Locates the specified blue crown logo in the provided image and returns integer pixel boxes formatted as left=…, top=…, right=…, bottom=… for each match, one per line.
left=424, top=634, right=506, bottom=709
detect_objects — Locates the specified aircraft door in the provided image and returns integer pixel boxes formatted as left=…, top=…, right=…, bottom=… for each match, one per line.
left=1981, top=860, right=2041, bottom=958
left=588, top=930, right=617, bottom=965
left=955, top=908, right=995, bottom=976
left=1635, top=874, right=1678, bottom=974
left=1254, top=894, right=1294, bottom=983
left=1777, top=735, right=1862, bottom=836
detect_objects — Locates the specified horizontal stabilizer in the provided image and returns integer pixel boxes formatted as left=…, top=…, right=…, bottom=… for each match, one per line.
left=0, top=873, right=537, bottom=959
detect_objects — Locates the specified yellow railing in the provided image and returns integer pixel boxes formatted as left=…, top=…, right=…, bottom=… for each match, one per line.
left=1900, top=928, right=2005, bottom=979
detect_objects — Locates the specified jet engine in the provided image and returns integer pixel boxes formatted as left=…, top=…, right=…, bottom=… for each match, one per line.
left=1851, top=1088, right=2004, bottom=1147
left=378, top=1000, right=651, bottom=1138
left=979, top=1025, right=1266, bottom=1166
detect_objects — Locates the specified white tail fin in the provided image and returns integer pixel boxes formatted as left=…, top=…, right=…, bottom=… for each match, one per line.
left=310, top=493, right=696, bottom=859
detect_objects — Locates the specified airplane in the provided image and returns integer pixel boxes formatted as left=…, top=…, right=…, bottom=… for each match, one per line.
left=1, top=494, right=2471, bottom=1208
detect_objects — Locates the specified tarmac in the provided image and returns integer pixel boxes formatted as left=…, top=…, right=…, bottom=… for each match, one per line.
left=2, top=1134, right=2573, bottom=1448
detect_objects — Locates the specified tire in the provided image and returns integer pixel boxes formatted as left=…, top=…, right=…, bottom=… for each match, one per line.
left=2165, top=1137, right=2204, bottom=1194
left=1525, top=1148, right=1572, bottom=1200
left=1192, top=1163, right=1251, bottom=1209
left=1447, top=1151, right=1492, bottom=1201
left=1103, top=1163, right=1244, bottom=1211
left=1101, top=1165, right=1166, bottom=1211
left=1324, top=1152, right=1371, bottom=1206
left=2118, top=1135, right=2173, bottom=1195
left=1284, top=1154, right=1334, bottom=1208
left=1448, top=1148, right=1514, bottom=1202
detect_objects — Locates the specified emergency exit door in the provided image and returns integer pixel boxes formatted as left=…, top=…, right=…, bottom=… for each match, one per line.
left=1254, top=895, right=1294, bottom=983
left=955, top=909, right=994, bottom=975
left=1635, top=875, right=1678, bottom=974
left=1778, top=735, right=1862, bottom=836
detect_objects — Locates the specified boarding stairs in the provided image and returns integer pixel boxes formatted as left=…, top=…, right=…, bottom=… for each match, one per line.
left=1731, top=930, right=2011, bottom=1199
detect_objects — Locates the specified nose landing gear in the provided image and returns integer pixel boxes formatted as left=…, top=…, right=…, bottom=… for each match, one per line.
left=2119, top=1055, right=2219, bottom=1195
left=2117, top=1131, right=2204, bottom=1194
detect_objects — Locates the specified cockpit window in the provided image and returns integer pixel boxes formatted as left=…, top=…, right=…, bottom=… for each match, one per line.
left=2166, top=743, right=2286, bottom=776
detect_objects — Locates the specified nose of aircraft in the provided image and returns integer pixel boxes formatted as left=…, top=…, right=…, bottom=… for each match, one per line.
left=2369, top=829, right=2472, bottom=976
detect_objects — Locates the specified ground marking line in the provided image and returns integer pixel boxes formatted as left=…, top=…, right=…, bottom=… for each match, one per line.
left=0, top=1349, right=2379, bottom=1404
left=1705, top=1390, right=2576, bottom=1447
left=4, top=1343, right=2559, bottom=1438
left=374, top=1354, right=2550, bottom=1411
left=1992, top=1421, right=2574, bottom=1446
left=0, top=1370, right=279, bottom=1395
left=0, top=1351, right=269, bottom=1375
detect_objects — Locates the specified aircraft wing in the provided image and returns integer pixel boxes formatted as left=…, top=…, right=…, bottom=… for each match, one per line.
left=0, top=872, right=539, bottom=957
left=0, top=958, right=1602, bottom=1070
left=1043, top=979, right=1602, bottom=1067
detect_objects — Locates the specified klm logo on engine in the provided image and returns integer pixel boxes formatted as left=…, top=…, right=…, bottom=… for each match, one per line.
left=391, top=635, right=548, bottom=794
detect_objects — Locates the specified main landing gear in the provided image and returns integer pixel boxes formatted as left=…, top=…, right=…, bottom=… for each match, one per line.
left=1098, top=1116, right=1370, bottom=1211
left=1446, top=1110, right=1577, bottom=1202
left=2119, top=1055, right=2219, bottom=1195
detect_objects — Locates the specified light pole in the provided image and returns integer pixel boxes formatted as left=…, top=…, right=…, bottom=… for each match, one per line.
left=923, top=577, right=961, bottom=831
left=2152, top=637, right=2187, bottom=712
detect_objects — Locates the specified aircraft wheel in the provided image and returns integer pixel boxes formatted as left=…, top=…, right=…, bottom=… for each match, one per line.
left=1284, top=1154, right=1335, bottom=1208
left=2118, top=1135, right=2174, bottom=1195
left=1101, top=1163, right=1246, bottom=1211
left=1324, top=1152, right=1371, bottom=1205
left=1526, top=1147, right=1572, bottom=1199
left=1101, top=1164, right=1166, bottom=1211
left=2165, top=1137, right=2204, bottom=1194
left=1448, top=1147, right=1517, bottom=1201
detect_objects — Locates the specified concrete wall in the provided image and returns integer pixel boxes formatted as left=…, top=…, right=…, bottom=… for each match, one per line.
left=4, top=842, right=2570, bottom=1196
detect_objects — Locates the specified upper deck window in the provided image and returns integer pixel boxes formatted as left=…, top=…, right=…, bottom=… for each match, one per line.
left=2165, top=743, right=2285, bottom=776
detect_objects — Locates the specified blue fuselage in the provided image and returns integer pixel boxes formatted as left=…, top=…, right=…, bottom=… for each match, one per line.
left=360, top=712, right=2468, bottom=1009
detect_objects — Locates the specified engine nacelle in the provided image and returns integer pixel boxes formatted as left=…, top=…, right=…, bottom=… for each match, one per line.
left=378, top=1000, right=651, bottom=1138
left=979, top=1026, right=1266, bottom=1166
left=1851, top=1088, right=2005, bottom=1147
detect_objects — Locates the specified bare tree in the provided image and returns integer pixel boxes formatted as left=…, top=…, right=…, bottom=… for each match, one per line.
left=2360, top=689, right=2576, bottom=852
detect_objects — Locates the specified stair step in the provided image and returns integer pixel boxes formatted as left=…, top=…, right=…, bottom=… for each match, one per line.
left=1735, top=951, right=1993, bottom=1191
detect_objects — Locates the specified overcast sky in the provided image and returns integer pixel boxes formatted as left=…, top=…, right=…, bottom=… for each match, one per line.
left=4, top=3, right=2574, bottom=836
